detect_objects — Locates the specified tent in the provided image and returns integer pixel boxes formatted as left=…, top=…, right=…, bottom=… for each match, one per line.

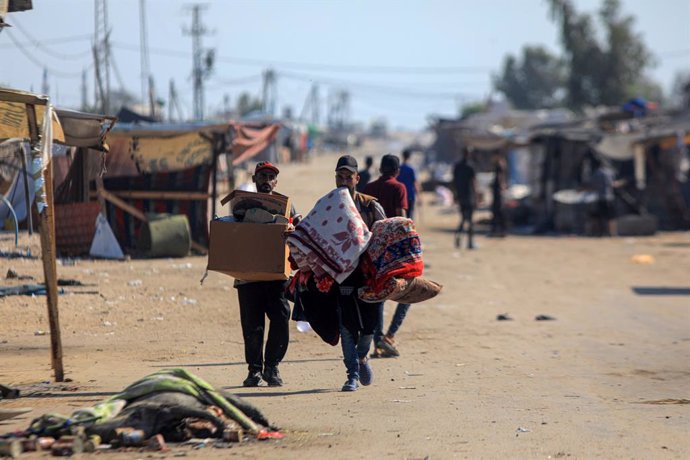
left=53, top=120, right=281, bottom=255
left=0, top=87, right=114, bottom=382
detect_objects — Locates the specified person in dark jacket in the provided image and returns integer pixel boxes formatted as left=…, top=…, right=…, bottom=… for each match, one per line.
left=234, top=161, right=300, bottom=388
left=453, top=147, right=478, bottom=249
left=334, top=155, right=386, bottom=391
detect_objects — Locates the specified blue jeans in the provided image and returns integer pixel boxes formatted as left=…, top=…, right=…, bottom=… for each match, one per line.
left=375, top=302, right=411, bottom=343
left=340, top=325, right=373, bottom=380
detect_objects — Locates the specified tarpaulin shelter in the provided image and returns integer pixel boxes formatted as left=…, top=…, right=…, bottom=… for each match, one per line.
left=67, top=120, right=281, bottom=254
left=0, top=87, right=114, bottom=382
left=528, top=110, right=690, bottom=232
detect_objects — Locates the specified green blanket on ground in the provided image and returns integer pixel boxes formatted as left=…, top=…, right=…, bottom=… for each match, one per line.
left=29, top=368, right=260, bottom=436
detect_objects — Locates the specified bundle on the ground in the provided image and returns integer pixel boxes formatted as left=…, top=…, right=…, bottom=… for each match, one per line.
left=23, top=369, right=276, bottom=443
left=287, top=187, right=371, bottom=284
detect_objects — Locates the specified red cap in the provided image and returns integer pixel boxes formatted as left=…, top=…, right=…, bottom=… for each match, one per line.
left=255, top=161, right=280, bottom=175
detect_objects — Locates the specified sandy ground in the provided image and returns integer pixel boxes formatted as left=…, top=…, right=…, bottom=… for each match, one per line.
left=1, top=140, right=689, bottom=459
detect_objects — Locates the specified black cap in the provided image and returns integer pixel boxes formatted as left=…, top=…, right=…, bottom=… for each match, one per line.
left=335, top=155, right=358, bottom=172
left=380, top=154, right=400, bottom=172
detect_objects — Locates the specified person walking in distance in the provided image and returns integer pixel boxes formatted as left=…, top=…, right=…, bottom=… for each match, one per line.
left=334, top=155, right=386, bottom=391
left=235, top=161, right=300, bottom=387
left=397, top=149, right=422, bottom=221
left=363, top=154, right=410, bottom=358
left=453, top=147, right=479, bottom=249
left=490, top=151, right=507, bottom=237
left=356, top=155, right=374, bottom=192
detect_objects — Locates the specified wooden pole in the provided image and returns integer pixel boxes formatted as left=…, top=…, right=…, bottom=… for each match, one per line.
left=27, top=105, right=64, bottom=382
left=39, top=159, right=64, bottom=382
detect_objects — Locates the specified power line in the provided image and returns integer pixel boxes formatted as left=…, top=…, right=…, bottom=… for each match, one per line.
left=110, top=41, right=493, bottom=74
left=4, top=30, right=89, bottom=79
left=207, top=73, right=263, bottom=89
left=9, top=17, right=92, bottom=60
left=279, top=70, right=476, bottom=99
left=0, top=33, right=93, bottom=49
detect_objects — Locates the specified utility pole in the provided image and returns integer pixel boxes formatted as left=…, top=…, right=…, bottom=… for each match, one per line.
left=148, top=75, right=156, bottom=119
left=261, top=68, right=277, bottom=118
left=328, top=89, right=350, bottom=130
left=81, top=69, right=88, bottom=111
left=139, top=0, right=151, bottom=114
left=41, top=68, right=49, bottom=97
left=168, top=79, right=184, bottom=122
left=184, top=4, right=213, bottom=121
left=300, top=83, right=320, bottom=125
left=93, top=0, right=111, bottom=114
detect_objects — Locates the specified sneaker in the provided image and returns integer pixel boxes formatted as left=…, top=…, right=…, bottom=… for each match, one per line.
left=341, top=378, right=359, bottom=392
left=262, top=366, right=283, bottom=387
left=243, top=371, right=262, bottom=387
left=375, top=337, right=400, bottom=358
left=359, top=358, right=373, bottom=386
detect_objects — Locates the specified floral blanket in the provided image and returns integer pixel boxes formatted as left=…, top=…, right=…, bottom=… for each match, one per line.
left=359, top=217, right=423, bottom=301
left=287, top=187, right=371, bottom=283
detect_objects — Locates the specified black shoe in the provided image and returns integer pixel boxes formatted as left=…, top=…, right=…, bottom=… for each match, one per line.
left=263, top=366, right=283, bottom=387
left=243, top=371, right=262, bottom=387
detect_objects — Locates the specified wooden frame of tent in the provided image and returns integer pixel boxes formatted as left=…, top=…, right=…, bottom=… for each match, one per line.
left=0, top=88, right=114, bottom=382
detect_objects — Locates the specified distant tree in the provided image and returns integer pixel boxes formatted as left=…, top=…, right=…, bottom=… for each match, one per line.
left=236, top=92, right=262, bottom=117
left=493, top=46, right=565, bottom=109
left=548, top=0, right=655, bottom=109
left=459, top=101, right=486, bottom=119
left=669, top=70, right=690, bottom=108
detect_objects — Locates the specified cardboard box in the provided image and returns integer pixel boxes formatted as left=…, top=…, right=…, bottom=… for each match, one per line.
left=208, top=189, right=292, bottom=281
left=207, top=220, right=290, bottom=280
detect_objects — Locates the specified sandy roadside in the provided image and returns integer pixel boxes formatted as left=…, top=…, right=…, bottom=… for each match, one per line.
left=1, top=145, right=689, bottom=459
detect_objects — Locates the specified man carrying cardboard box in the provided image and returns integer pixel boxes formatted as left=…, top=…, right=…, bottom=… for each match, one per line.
left=235, top=161, right=300, bottom=387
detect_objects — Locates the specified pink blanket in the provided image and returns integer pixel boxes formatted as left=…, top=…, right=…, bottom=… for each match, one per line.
left=287, top=187, right=371, bottom=283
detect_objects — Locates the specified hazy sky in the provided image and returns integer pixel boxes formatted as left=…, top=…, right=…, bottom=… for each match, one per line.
left=1, top=0, right=689, bottom=129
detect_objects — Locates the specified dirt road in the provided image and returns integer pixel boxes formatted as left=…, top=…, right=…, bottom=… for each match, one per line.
left=1, top=144, right=689, bottom=459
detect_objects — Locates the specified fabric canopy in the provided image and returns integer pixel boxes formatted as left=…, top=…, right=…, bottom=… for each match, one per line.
left=231, top=122, right=280, bottom=165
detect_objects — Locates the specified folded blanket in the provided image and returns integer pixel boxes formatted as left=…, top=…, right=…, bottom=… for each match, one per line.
left=287, top=187, right=371, bottom=283
left=359, top=217, right=423, bottom=301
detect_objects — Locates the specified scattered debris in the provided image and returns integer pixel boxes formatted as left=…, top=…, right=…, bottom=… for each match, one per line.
left=635, top=399, right=690, bottom=405
left=0, top=285, right=65, bottom=297
left=535, top=315, right=556, bottom=321
left=516, top=427, right=531, bottom=437
left=5, top=269, right=34, bottom=280
left=57, top=278, right=88, bottom=286
left=631, top=254, right=654, bottom=264
left=0, top=384, right=20, bottom=400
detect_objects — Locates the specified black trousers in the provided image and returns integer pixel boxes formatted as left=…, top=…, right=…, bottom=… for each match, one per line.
left=236, top=281, right=290, bottom=373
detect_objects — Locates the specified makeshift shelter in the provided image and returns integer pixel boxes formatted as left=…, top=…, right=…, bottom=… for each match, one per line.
left=0, top=87, right=114, bottom=381
left=528, top=110, right=690, bottom=233
left=53, top=120, right=281, bottom=255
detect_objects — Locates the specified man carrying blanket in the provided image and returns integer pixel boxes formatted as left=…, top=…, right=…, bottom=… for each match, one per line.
left=364, top=154, right=412, bottom=358
left=332, top=155, right=386, bottom=391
